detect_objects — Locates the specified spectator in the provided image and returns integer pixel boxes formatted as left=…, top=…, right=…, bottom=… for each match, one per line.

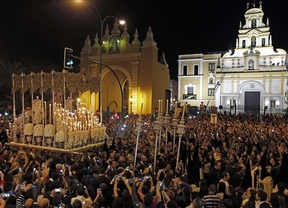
left=207, top=161, right=221, bottom=186
left=270, top=182, right=288, bottom=208
left=202, top=184, right=221, bottom=208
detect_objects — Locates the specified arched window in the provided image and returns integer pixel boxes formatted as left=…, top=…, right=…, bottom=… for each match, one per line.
left=251, top=36, right=256, bottom=47
left=251, top=19, right=256, bottom=28
left=185, top=83, right=196, bottom=95
left=242, top=40, right=246, bottom=48
left=262, top=38, right=265, bottom=47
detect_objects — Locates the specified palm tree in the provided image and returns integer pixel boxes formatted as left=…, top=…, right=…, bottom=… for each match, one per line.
left=0, top=60, right=23, bottom=114
left=0, top=59, right=22, bottom=88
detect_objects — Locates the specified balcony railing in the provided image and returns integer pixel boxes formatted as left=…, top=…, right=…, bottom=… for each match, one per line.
left=183, top=94, right=197, bottom=100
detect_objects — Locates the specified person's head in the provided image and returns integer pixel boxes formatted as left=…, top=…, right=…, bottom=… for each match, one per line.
left=167, top=200, right=179, bottom=208
left=192, top=197, right=203, bottom=208
left=25, top=198, right=34, bottom=208
left=165, top=162, right=172, bottom=171
left=269, top=157, right=276, bottom=165
left=256, top=190, right=267, bottom=202
left=277, top=182, right=286, bottom=192
left=214, top=161, right=221, bottom=170
left=166, top=190, right=175, bottom=200
left=143, top=193, right=153, bottom=207
left=96, top=196, right=108, bottom=208
left=72, top=199, right=82, bottom=208
left=208, top=184, right=217, bottom=194
left=77, top=184, right=85, bottom=196
left=227, top=185, right=235, bottom=196
left=110, top=160, right=117, bottom=169
left=39, top=198, right=50, bottom=208
left=221, top=171, right=230, bottom=181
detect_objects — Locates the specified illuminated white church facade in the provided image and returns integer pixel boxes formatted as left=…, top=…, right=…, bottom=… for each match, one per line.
left=178, top=1, right=288, bottom=114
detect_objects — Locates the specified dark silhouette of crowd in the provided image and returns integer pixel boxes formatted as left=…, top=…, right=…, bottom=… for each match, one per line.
left=0, top=112, right=288, bottom=208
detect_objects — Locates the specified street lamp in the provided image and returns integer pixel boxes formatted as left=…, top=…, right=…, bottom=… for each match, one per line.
left=129, top=96, right=133, bottom=114
left=75, top=0, right=125, bottom=123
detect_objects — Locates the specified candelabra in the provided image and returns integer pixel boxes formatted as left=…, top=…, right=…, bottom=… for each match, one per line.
left=133, top=115, right=143, bottom=169
left=171, top=114, right=179, bottom=155
left=162, top=109, right=170, bottom=149
left=175, top=116, right=186, bottom=172
left=153, top=115, right=162, bottom=173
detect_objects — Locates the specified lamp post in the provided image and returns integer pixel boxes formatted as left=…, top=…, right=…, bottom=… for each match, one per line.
left=130, top=96, right=133, bottom=114
left=75, top=1, right=125, bottom=123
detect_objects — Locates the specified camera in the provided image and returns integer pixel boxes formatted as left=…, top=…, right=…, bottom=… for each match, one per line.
left=55, top=188, right=61, bottom=192
left=145, top=176, right=150, bottom=180
left=65, top=163, right=69, bottom=168
left=125, top=166, right=130, bottom=171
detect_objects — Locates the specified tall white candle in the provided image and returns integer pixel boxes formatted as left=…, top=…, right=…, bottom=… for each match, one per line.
left=160, top=100, right=163, bottom=115
left=44, top=101, right=47, bottom=126
left=158, top=100, right=160, bottom=115
left=166, top=99, right=169, bottom=114
left=182, top=103, right=186, bottom=120
left=49, top=104, right=52, bottom=124
left=174, top=101, right=177, bottom=115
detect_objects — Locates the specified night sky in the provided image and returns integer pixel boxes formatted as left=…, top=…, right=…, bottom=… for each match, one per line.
left=0, top=0, right=288, bottom=80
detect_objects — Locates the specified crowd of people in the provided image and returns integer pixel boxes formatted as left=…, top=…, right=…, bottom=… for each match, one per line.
left=0, top=111, right=288, bottom=208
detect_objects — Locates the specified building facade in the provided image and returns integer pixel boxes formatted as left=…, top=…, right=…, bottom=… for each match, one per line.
left=79, top=19, right=170, bottom=116
left=178, top=1, right=288, bottom=114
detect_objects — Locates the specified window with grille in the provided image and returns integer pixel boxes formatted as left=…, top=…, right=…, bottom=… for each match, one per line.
left=187, top=87, right=194, bottom=95
left=208, top=89, right=215, bottom=96
left=209, top=63, right=215, bottom=72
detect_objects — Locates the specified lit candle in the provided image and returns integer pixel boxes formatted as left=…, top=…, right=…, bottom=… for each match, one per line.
left=166, top=99, right=169, bottom=114
left=174, top=101, right=177, bottom=115
left=159, top=100, right=162, bottom=115
left=158, top=100, right=160, bottom=114
left=49, top=104, right=52, bottom=124
left=44, top=101, right=47, bottom=126
left=182, top=103, right=186, bottom=120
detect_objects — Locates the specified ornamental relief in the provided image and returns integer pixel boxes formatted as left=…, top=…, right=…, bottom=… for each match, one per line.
left=12, top=71, right=101, bottom=94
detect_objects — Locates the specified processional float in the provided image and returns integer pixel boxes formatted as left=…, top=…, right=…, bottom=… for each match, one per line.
left=9, top=69, right=106, bottom=154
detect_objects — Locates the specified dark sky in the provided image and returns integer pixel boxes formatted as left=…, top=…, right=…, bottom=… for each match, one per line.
left=0, top=0, right=288, bottom=80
